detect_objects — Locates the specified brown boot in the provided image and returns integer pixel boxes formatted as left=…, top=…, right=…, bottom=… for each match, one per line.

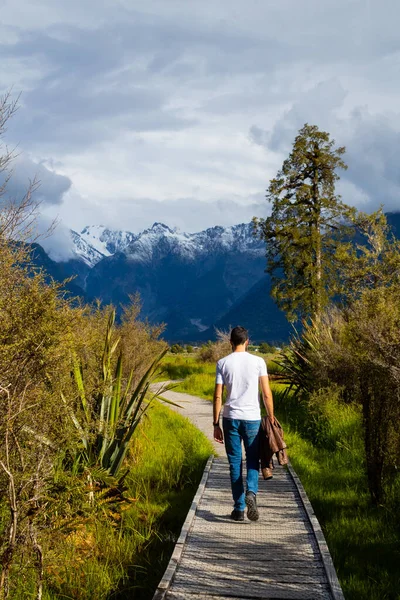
left=262, top=467, right=273, bottom=480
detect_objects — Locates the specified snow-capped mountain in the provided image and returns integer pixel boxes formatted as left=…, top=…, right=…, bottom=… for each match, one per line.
left=63, top=221, right=277, bottom=341
left=70, top=221, right=264, bottom=267
left=70, top=230, right=107, bottom=267
left=78, top=226, right=137, bottom=262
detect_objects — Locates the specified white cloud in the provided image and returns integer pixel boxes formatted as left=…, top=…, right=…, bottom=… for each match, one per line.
left=0, top=0, right=399, bottom=237
left=35, top=217, right=75, bottom=262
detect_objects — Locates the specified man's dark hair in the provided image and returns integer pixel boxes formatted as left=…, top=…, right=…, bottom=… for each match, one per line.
left=230, top=326, right=249, bottom=347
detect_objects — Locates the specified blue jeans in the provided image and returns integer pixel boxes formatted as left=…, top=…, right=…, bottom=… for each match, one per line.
left=223, top=418, right=261, bottom=511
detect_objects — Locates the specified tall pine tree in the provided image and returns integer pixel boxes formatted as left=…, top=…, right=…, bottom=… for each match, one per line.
left=254, top=123, right=355, bottom=322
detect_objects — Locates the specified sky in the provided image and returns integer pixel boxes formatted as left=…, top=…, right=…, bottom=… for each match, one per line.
left=1, top=0, right=400, bottom=257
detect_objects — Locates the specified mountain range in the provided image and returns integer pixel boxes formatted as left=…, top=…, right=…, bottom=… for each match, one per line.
left=31, top=212, right=400, bottom=344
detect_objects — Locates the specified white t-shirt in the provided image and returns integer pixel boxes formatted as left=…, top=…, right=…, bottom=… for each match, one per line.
left=215, top=352, right=268, bottom=420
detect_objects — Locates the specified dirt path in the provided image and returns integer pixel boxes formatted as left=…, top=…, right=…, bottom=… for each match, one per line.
left=151, top=382, right=223, bottom=456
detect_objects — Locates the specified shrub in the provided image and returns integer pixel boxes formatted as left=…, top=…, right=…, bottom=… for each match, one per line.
left=198, top=329, right=231, bottom=363
left=259, top=342, right=276, bottom=354
left=280, top=289, right=400, bottom=504
left=170, top=344, right=185, bottom=354
left=0, top=92, right=173, bottom=599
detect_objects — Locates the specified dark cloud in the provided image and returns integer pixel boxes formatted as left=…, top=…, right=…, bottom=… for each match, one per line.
left=253, top=79, right=348, bottom=154
left=4, top=155, right=71, bottom=205
left=249, top=125, right=270, bottom=149
left=249, top=79, right=400, bottom=214
left=344, top=109, right=400, bottom=212
left=2, top=20, right=201, bottom=151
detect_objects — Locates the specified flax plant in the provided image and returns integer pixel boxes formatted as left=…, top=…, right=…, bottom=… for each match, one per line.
left=63, top=310, right=176, bottom=478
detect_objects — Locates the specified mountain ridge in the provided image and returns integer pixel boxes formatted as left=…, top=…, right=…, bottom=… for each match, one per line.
left=35, top=211, right=400, bottom=344
left=67, top=221, right=265, bottom=267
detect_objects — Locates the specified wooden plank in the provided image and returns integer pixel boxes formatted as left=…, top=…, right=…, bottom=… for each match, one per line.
left=182, top=550, right=325, bottom=564
left=173, top=560, right=327, bottom=584
left=152, top=386, right=344, bottom=600
left=170, top=581, right=332, bottom=599
left=152, top=456, right=213, bottom=600
left=287, top=463, right=345, bottom=600
left=166, top=592, right=330, bottom=600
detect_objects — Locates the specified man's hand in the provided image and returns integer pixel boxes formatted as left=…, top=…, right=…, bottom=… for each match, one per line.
left=260, top=375, right=274, bottom=424
left=213, top=382, right=223, bottom=443
left=213, top=424, right=224, bottom=444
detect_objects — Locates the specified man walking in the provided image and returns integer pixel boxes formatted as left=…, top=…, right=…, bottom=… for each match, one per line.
left=213, top=326, right=274, bottom=522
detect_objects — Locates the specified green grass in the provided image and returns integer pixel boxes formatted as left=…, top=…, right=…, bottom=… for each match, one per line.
left=162, top=353, right=400, bottom=600
left=153, top=354, right=204, bottom=382
left=113, top=401, right=214, bottom=599
left=271, top=388, right=400, bottom=600
left=6, top=401, right=212, bottom=600
left=280, top=416, right=400, bottom=599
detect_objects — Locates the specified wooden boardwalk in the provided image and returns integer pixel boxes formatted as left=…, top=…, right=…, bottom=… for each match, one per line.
left=153, top=387, right=345, bottom=600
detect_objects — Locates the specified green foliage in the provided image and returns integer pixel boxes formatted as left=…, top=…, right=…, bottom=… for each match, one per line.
left=170, top=343, right=185, bottom=354
left=275, top=385, right=400, bottom=600
left=185, top=344, right=194, bottom=353
left=254, top=123, right=355, bottom=322
left=258, top=341, right=276, bottom=354
left=175, top=371, right=217, bottom=400
left=0, top=95, right=194, bottom=600
left=154, top=355, right=204, bottom=381
left=337, top=207, right=400, bottom=300
left=279, top=289, right=400, bottom=504
left=40, top=404, right=212, bottom=600
left=0, top=239, right=80, bottom=600
left=64, top=309, right=171, bottom=477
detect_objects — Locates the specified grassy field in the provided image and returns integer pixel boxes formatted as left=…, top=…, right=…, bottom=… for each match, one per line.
left=161, top=354, right=400, bottom=600
left=117, top=401, right=214, bottom=599
left=158, top=352, right=280, bottom=399
left=282, top=401, right=400, bottom=600
left=6, top=401, right=212, bottom=600
left=153, top=354, right=207, bottom=382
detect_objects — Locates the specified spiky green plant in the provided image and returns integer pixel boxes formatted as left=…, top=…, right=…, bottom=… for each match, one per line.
left=274, top=328, right=318, bottom=397
left=62, top=310, right=177, bottom=477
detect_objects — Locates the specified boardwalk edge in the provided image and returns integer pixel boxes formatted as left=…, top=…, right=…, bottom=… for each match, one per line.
left=152, top=454, right=214, bottom=600
left=287, top=462, right=346, bottom=600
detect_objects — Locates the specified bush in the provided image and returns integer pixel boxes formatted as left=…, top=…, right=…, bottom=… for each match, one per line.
left=170, top=343, right=185, bottom=354
left=198, top=329, right=231, bottom=363
left=259, top=342, right=276, bottom=354
left=280, top=289, right=400, bottom=504
left=0, top=93, right=170, bottom=599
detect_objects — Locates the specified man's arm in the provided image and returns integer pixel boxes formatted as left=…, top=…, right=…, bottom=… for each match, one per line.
left=260, top=375, right=274, bottom=421
left=213, top=383, right=224, bottom=443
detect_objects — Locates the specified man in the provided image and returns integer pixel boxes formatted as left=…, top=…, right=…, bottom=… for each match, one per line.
left=213, top=326, right=274, bottom=522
